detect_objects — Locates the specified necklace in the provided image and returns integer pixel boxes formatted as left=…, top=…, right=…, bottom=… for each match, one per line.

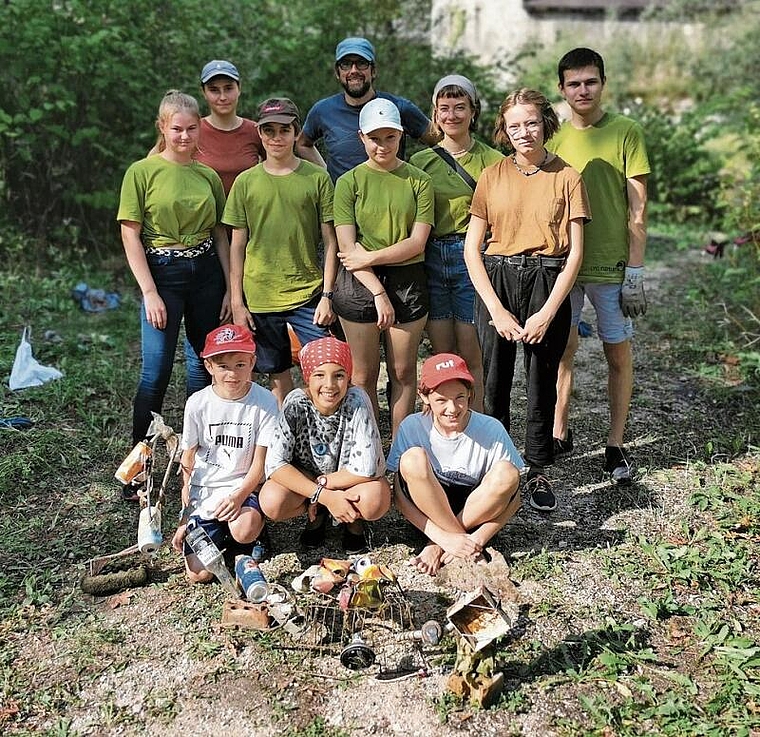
left=444, top=140, right=473, bottom=157
left=512, top=150, right=549, bottom=176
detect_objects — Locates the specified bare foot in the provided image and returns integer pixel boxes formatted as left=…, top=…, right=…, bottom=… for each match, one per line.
left=411, top=543, right=445, bottom=576
left=428, top=529, right=483, bottom=560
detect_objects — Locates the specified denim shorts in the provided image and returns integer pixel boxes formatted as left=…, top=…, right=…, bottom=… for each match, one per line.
left=425, top=234, right=476, bottom=323
left=183, top=494, right=261, bottom=557
left=570, top=283, right=633, bottom=344
left=252, top=294, right=329, bottom=373
left=332, top=263, right=429, bottom=325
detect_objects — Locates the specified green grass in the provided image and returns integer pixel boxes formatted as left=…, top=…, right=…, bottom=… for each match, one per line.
left=2, top=229, right=760, bottom=734
left=507, top=460, right=760, bottom=736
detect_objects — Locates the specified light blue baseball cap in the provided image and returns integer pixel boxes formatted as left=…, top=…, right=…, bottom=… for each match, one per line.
left=359, top=98, right=402, bottom=134
left=335, top=37, right=375, bottom=63
left=200, top=60, right=240, bottom=84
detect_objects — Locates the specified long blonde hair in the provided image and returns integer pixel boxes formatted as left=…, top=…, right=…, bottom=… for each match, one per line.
left=154, top=90, right=201, bottom=153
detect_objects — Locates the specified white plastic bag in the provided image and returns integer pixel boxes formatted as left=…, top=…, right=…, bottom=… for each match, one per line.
left=9, top=327, right=64, bottom=390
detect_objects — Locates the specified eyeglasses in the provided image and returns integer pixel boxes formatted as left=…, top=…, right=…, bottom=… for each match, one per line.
left=337, top=58, right=371, bottom=71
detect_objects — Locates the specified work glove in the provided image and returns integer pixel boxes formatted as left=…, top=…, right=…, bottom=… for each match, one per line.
left=620, top=266, right=647, bottom=318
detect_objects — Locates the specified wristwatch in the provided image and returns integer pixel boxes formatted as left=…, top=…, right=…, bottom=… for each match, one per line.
left=310, top=475, right=328, bottom=505
left=321, top=291, right=334, bottom=300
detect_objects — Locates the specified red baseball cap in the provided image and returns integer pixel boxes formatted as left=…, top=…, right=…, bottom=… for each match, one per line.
left=419, top=353, right=474, bottom=393
left=200, top=324, right=256, bottom=358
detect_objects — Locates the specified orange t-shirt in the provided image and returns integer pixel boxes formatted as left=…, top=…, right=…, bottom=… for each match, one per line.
left=197, top=118, right=265, bottom=195
left=470, top=156, right=590, bottom=257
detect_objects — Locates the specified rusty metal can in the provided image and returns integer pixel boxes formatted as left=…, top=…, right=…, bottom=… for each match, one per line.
left=114, top=441, right=151, bottom=485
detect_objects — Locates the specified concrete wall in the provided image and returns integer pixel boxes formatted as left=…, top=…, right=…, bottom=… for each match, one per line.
left=431, top=0, right=703, bottom=83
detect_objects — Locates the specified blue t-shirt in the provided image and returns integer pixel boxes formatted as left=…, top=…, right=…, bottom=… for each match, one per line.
left=302, top=91, right=430, bottom=182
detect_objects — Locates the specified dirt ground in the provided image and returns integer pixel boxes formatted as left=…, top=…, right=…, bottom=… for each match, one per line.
left=7, top=247, right=752, bottom=736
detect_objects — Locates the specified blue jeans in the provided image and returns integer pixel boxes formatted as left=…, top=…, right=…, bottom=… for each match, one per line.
left=133, top=249, right=225, bottom=442
left=476, top=255, right=571, bottom=470
left=425, top=235, right=477, bottom=323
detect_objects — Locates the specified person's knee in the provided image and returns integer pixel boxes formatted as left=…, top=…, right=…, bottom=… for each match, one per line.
left=604, top=340, right=631, bottom=372
left=230, top=511, right=264, bottom=544
left=352, top=363, right=380, bottom=387
left=358, top=479, right=392, bottom=520
left=185, top=565, right=214, bottom=584
left=398, top=447, right=432, bottom=482
left=562, top=330, right=580, bottom=362
left=485, top=461, right=521, bottom=497
left=388, top=358, right=417, bottom=386
left=258, top=483, right=285, bottom=520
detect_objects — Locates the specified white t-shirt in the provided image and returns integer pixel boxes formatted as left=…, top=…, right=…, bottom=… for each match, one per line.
left=182, top=383, right=279, bottom=519
left=265, top=387, right=386, bottom=479
left=386, top=411, right=524, bottom=487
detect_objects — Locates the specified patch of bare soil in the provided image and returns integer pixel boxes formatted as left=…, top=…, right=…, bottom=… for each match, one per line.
left=8, top=248, right=749, bottom=736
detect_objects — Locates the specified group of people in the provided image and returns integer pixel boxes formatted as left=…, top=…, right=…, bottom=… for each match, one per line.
left=116, top=38, right=649, bottom=579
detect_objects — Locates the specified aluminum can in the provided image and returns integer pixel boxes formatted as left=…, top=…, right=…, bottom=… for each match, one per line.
left=235, top=555, right=268, bottom=603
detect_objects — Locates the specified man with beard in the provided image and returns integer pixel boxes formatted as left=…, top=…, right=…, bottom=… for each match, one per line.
left=298, top=37, right=438, bottom=182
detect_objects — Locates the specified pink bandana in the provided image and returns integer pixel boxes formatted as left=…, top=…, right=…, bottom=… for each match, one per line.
left=299, top=337, right=353, bottom=381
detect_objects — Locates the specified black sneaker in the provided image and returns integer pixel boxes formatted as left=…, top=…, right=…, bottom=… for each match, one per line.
left=120, top=480, right=142, bottom=503
left=604, top=446, right=633, bottom=486
left=526, top=474, right=557, bottom=512
left=299, top=508, right=328, bottom=547
left=553, top=429, right=574, bottom=458
left=342, top=521, right=369, bottom=555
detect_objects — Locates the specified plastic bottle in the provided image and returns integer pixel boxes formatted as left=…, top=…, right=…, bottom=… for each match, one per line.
left=235, top=545, right=268, bottom=603
left=184, top=524, right=239, bottom=597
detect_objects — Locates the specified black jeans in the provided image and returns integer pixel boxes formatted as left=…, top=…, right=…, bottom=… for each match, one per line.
left=475, top=255, right=571, bottom=470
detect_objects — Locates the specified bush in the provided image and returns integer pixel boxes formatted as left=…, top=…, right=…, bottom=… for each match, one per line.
left=0, top=0, right=494, bottom=256
left=635, top=104, right=724, bottom=225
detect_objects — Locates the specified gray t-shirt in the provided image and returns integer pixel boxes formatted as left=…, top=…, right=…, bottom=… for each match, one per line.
left=265, top=387, right=386, bottom=479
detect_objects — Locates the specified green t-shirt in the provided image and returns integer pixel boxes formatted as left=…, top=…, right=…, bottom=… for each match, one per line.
left=409, top=141, right=504, bottom=236
left=548, top=112, right=650, bottom=283
left=117, top=156, right=225, bottom=249
left=333, top=161, right=434, bottom=266
left=223, top=160, right=334, bottom=313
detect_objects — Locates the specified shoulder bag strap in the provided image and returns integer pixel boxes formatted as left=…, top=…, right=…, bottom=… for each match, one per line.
left=431, top=146, right=478, bottom=191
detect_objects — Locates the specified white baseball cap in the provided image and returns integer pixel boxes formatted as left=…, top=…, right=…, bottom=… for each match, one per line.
left=359, top=98, right=403, bottom=135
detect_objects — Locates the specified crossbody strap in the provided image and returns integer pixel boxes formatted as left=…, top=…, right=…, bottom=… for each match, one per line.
left=431, top=146, right=478, bottom=190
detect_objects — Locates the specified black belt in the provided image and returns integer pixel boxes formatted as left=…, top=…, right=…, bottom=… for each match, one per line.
left=488, top=254, right=566, bottom=269
left=431, top=233, right=465, bottom=243
left=144, top=236, right=214, bottom=259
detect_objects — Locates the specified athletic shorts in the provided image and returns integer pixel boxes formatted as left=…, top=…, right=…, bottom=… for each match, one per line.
left=252, top=294, right=330, bottom=373
left=332, top=263, right=429, bottom=325
left=397, top=469, right=474, bottom=517
left=183, top=493, right=261, bottom=558
left=570, top=283, right=633, bottom=344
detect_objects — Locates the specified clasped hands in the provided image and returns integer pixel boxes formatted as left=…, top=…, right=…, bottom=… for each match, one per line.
left=489, top=306, right=552, bottom=344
